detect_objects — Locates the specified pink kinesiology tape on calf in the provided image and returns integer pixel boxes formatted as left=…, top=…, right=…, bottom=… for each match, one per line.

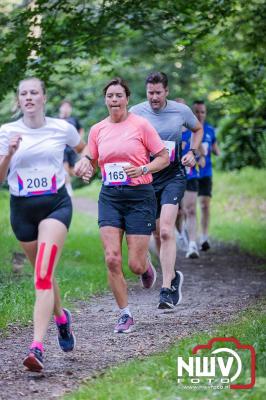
left=35, top=243, right=58, bottom=290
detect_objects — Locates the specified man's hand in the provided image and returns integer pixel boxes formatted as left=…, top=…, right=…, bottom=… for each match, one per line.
left=198, top=156, right=206, bottom=168
left=181, top=150, right=196, bottom=167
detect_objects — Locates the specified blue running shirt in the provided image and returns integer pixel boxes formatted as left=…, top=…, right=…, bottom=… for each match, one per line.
left=182, top=129, right=199, bottom=180
left=199, top=123, right=217, bottom=178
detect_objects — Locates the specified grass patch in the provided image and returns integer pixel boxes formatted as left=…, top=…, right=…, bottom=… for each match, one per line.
left=74, top=179, right=101, bottom=200
left=210, top=167, right=266, bottom=258
left=64, top=301, right=266, bottom=400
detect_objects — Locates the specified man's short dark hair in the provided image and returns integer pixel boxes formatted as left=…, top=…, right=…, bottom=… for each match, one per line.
left=60, top=99, right=72, bottom=107
left=103, top=77, right=131, bottom=97
left=193, top=100, right=205, bottom=105
left=145, top=72, right=168, bottom=88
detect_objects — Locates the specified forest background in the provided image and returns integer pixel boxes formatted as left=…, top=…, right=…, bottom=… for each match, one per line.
left=0, top=0, right=265, bottom=172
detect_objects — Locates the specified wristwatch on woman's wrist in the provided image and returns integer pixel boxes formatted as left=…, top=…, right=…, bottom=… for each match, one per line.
left=141, top=165, right=149, bottom=175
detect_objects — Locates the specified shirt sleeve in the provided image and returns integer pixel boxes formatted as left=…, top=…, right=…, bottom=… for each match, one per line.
left=128, top=105, right=135, bottom=113
left=182, top=130, right=191, bottom=155
left=211, top=127, right=217, bottom=144
left=141, top=119, right=165, bottom=155
left=88, top=126, right=99, bottom=160
left=74, top=117, right=82, bottom=131
left=65, top=122, right=81, bottom=148
left=0, top=127, right=9, bottom=155
left=182, top=105, right=199, bottom=130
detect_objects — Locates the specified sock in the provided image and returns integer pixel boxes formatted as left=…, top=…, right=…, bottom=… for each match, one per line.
left=54, top=310, right=67, bottom=325
left=119, top=306, right=132, bottom=318
left=181, top=228, right=187, bottom=237
left=201, top=234, right=208, bottom=243
left=30, top=341, right=44, bottom=352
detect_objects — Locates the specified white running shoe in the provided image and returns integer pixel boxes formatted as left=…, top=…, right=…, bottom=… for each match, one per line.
left=176, top=229, right=189, bottom=251
left=186, top=241, right=199, bottom=259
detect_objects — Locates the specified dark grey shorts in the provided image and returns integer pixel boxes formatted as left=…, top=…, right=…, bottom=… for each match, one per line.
left=154, top=175, right=186, bottom=219
left=98, top=184, right=156, bottom=235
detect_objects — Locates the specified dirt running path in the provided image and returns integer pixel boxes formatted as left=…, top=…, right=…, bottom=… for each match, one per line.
left=0, top=197, right=265, bottom=400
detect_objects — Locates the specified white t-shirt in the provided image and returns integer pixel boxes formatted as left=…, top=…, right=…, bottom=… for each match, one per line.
left=0, top=117, right=80, bottom=196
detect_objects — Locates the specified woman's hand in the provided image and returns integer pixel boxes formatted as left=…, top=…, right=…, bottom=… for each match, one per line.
left=74, top=157, right=94, bottom=182
left=123, top=164, right=142, bottom=178
left=8, top=134, right=22, bottom=156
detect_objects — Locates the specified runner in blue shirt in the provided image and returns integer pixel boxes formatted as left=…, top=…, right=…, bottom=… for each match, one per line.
left=181, top=128, right=204, bottom=258
left=193, top=100, right=220, bottom=251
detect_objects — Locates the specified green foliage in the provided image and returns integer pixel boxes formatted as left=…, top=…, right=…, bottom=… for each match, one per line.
left=0, top=0, right=232, bottom=98
left=217, top=114, right=266, bottom=170
left=73, top=178, right=101, bottom=200
left=0, top=2, right=265, bottom=165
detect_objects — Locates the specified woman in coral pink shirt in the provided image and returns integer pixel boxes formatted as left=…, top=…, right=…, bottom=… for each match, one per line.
left=75, top=77, right=169, bottom=333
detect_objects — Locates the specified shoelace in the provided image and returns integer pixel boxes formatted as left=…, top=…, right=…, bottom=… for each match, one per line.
left=118, top=314, right=130, bottom=325
left=58, top=323, right=70, bottom=338
left=142, top=270, right=149, bottom=279
left=29, top=347, right=43, bottom=360
left=161, top=288, right=173, bottom=298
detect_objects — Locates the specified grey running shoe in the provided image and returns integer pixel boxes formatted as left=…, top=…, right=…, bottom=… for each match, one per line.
left=158, top=288, right=175, bottom=309
left=171, top=270, right=184, bottom=306
left=114, top=314, right=134, bottom=333
left=23, top=347, right=44, bottom=372
left=56, top=308, right=76, bottom=352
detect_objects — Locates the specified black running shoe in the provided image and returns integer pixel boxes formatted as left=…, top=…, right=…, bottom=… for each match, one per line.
left=23, top=347, right=44, bottom=372
left=171, top=270, right=184, bottom=306
left=158, top=288, right=175, bottom=309
left=56, top=308, right=76, bottom=352
left=201, top=240, right=210, bottom=251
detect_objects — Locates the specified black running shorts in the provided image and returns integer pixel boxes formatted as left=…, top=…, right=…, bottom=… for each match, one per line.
left=10, top=185, right=72, bottom=242
left=186, top=178, right=199, bottom=192
left=198, top=176, right=212, bottom=197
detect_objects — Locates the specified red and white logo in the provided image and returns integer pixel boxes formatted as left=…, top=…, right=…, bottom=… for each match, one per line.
left=177, top=337, right=256, bottom=389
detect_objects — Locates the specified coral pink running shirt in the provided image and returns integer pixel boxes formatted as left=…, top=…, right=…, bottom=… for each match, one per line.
left=88, top=112, right=165, bottom=185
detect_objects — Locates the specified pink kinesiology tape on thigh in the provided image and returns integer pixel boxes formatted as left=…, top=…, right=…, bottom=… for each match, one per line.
left=35, top=243, right=58, bottom=290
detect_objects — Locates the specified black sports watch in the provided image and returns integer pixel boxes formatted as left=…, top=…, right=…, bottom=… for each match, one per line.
left=141, top=165, right=149, bottom=175
left=188, top=149, right=197, bottom=157
left=84, top=155, right=93, bottom=161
